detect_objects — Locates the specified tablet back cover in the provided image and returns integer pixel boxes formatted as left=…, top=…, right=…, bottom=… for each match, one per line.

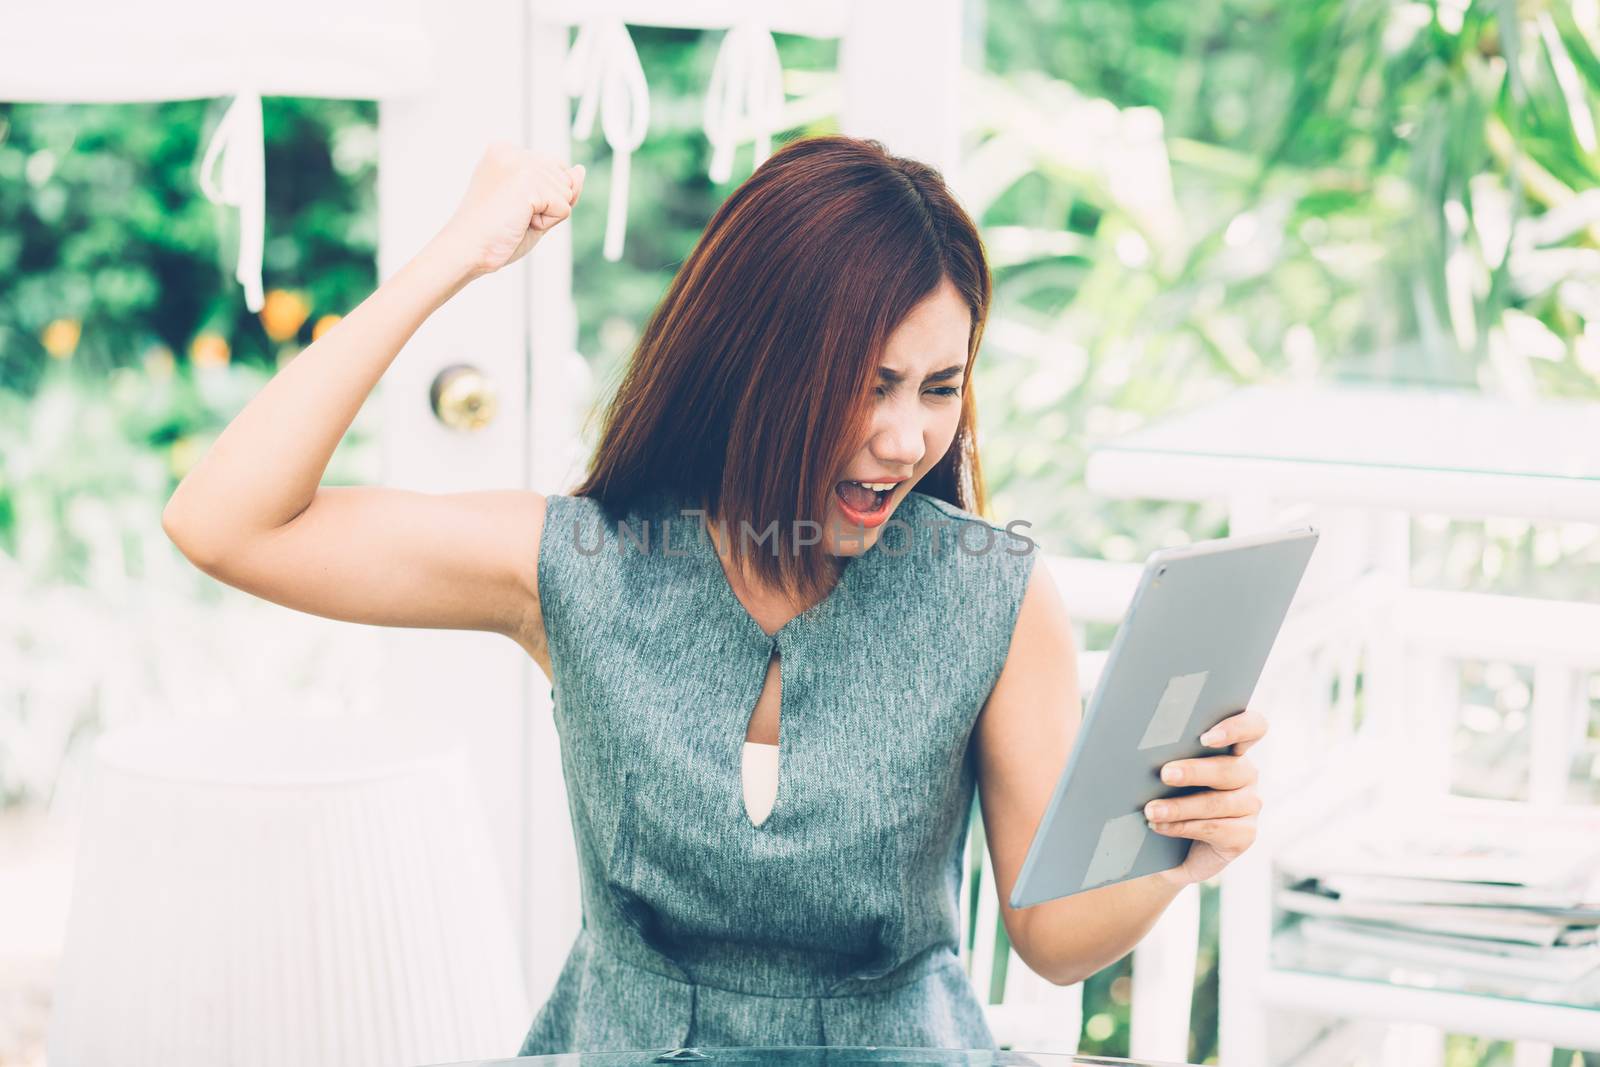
left=1009, top=527, right=1318, bottom=908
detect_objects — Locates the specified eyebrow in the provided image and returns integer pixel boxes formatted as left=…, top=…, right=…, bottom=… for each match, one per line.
left=877, top=364, right=966, bottom=385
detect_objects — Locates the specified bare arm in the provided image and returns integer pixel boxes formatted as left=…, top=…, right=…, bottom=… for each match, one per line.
left=162, top=143, right=585, bottom=667
left=973, top=561, right=1186, bottom=987
left=976, top=560, right=1270, bottom=985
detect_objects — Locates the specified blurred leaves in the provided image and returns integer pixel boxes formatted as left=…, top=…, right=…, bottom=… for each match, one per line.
left=971, top=0, right=1600, bottom=566
left=0, top=96, right=376, bottom=394
left=0, top=95, right=379, bottom=583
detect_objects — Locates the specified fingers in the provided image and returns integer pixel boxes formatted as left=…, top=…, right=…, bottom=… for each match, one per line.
left=527, top=168, right=575, bottom=231
left=533, top=161, right=587, bottom=226
left=1146, top=709, right=1269, bottom=868
left=489, top=148, right=584, bottom=230
left=480, top=143, right=583, bottom=192
left=1159, top=753, right=1258, bottom=790
left=531, top=203, right=569, bottom=231
left=1150, top=814, right=1258, bottom=851
left=1145, top=784, right=1261, bottom=824
left=1199, top=707, right=1269, bottom=754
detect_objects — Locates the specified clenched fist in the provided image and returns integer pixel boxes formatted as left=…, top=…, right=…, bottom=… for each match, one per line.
left=437, top=142, right=586, bottom=280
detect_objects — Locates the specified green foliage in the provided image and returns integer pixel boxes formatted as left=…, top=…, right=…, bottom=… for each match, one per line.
left=969, top=0, right=1600, bottom=571
left=0, top=96, right=378, bottom=575
left=0, top=96, right=375, bottom=388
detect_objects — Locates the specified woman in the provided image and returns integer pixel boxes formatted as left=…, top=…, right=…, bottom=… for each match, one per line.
left=162, top=134, right=1267, bottom=1053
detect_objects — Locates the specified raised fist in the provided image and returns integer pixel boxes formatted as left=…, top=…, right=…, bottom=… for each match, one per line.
left=438, top=142, right=586, bottom=278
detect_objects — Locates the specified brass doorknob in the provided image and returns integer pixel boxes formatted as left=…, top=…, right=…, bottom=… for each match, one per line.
left=429, top=363, right=498, bottom=431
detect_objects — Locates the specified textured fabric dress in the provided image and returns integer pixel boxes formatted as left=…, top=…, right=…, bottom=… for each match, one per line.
left=518, top=485, right=1038, bottom=1054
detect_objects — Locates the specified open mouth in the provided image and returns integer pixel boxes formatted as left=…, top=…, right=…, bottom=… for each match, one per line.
left=833, top=479, right=902, bottom=527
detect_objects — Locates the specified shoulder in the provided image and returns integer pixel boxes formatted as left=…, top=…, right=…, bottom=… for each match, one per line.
left=531, top=492, right=632, bottom=666
left=535, top=492, right=609, bottom=593
left=538, top=491, right=660, bottom=550
left=536, top=488, right=681, bottom=603
left=901, top=490, right=1040, bottom=572
left=904, top=489, right=1023, bottom=531
left=896, top=490, right=1043, bottom=631
left=885, top=492, right=1050, bottom=702
left=540, top=490, right=620, bottom=527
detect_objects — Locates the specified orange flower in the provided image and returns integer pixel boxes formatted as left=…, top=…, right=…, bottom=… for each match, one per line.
left=190, top=332, right=231, bottom=368
left=311, top=313, right=341, bottom=341
left=260, top=289, right=312, bottom=342
left=41, top=318, right=81, bottom=359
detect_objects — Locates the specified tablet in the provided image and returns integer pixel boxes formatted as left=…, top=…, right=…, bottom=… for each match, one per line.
left=1008, top=524, right=1320, bottom=908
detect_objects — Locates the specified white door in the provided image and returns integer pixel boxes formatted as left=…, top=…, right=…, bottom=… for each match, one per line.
left=376, top=0, right=584, bottom=1012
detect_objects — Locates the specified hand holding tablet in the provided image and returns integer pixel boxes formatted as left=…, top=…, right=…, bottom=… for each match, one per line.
left=1009, top=524, right=1320, bottom=908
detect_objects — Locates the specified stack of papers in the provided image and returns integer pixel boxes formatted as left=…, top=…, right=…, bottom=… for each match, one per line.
left=1275, top=806, right=1600, bottom=984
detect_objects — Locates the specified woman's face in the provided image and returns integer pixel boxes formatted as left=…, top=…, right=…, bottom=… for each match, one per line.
left=824, top=276, right=971, bottom=556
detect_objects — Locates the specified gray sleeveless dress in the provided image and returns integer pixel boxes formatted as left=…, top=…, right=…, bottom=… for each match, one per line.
left=518, top=486, right=1038, bottom=1054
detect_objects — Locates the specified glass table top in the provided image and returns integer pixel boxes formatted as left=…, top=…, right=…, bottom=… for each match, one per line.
left=1093, top=380, right=1600, bottom=482
left=424, top=1048, right=1202, bottom=1067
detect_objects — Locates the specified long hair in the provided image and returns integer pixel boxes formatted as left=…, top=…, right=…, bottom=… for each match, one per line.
left=573, top=134, right=993, bottom=605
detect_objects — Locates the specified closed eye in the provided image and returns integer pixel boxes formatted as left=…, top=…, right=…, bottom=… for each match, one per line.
left=875, top=362, right=966, bottom=398
left=874, top=385, right=962, bottom=399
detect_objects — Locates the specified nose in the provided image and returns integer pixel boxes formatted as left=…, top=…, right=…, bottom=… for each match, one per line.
left=870, top=400, right=924, bottom=473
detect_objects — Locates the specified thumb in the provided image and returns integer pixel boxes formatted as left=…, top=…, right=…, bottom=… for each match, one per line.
left=568, top=163, right=586, bottom=204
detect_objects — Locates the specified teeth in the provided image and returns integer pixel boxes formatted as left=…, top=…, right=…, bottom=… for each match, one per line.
left=851, top=481, right=898, bottom=492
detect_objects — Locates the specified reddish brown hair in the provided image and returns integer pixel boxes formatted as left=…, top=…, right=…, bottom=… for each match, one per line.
left=573, top=134, right=993, bottom=604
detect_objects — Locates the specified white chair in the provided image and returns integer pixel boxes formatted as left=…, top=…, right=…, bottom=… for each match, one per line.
left=47, top=712, right=529, bottom=1067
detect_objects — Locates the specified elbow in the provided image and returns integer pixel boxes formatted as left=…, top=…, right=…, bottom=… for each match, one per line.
left=1045, top=963, right=1093, bottom=988
left=1031, top=951, right=1092, bottom=987
left=161, top=502, right=221, bottom=573
left=1011, top=931, right=1099, bottom=988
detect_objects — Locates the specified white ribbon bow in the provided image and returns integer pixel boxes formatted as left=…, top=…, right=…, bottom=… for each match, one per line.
left=703, top=16, right=785, bottom=184
left=198, top=90, right=266, bottom=313
left=565, top=17, right=650, bottom=262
